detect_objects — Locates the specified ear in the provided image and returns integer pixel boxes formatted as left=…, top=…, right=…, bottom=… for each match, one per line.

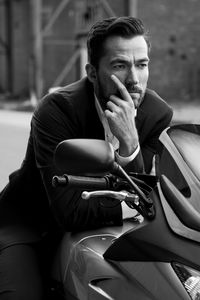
left=86, top=63, right=97, bottom=83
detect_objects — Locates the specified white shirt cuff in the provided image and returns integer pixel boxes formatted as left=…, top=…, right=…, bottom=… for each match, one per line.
left=115, top=144, right=140, bottom=167
left=121, top=201, right=138, bottom=219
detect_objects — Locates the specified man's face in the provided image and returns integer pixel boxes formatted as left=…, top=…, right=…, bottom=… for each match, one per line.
left=94, top=35, right=149, bottom=110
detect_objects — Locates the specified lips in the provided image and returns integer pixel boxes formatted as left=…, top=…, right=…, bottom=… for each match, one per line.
left=129, top=91, right=142, bottom=108
left=128, top=88, right=142, bottom=94
left=129, top=92, right=140, bottom=97
left=129, top=92, right=141, bottom=101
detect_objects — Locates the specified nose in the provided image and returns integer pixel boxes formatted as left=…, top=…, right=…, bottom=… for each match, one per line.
left=126, top=66, right=139, bottom=85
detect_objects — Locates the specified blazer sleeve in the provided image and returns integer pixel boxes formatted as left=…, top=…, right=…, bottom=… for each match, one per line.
left=31, top=92, right=122, bottom=231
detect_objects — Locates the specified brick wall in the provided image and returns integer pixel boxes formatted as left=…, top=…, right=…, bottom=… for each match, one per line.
left=138, top=0, right=200, bottom=102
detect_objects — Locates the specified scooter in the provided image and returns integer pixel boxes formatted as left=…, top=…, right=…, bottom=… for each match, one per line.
left=51, top=123, right=200, bottom=300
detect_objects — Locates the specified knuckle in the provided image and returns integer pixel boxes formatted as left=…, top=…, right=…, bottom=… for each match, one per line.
left=120, top=85, right=126, bottom=92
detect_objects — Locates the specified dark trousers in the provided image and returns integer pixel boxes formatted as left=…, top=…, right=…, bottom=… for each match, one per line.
left=0, top=170, right=62, bottom=299
left=0, top=243, right=47, bottom=300
left=0, top=234, right=62, bottom=300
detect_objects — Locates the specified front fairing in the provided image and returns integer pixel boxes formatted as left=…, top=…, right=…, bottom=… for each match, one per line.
left=64, top=245, right=189, bottom=300
left=55, top=189, right=200, bottom=300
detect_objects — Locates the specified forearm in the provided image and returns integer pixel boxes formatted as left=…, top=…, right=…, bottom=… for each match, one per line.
left=40, top=166, right=122, bottom=231
left=57, top=190, right=122, bottom=231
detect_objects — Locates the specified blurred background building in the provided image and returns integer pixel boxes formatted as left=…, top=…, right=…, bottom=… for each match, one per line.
left=0, top=0, right=200, bottom=105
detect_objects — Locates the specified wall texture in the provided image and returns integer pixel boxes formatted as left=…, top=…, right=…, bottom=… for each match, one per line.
left=1, top=0, right=200, bottom=103
left=139, top=0, right=200, bottom=102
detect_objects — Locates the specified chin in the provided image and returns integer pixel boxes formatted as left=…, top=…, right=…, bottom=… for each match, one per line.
left=138, top=92, right=145, bottom=106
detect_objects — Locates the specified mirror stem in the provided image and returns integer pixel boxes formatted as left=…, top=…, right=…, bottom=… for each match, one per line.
left=113, top=162, right=155, bottom=219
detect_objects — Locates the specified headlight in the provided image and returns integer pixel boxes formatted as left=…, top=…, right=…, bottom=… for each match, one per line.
left=172, top=262, right=200, bottom=300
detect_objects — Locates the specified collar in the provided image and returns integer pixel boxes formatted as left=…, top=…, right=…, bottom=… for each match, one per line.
left=94, top=94, right=104, bottom=123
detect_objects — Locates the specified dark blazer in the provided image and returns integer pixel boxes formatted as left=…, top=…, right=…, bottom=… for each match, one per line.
left=0, top=77, right=173, bottom=248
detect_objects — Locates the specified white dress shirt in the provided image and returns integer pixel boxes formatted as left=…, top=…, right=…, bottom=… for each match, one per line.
left=94, top=95, right=140, bottom=220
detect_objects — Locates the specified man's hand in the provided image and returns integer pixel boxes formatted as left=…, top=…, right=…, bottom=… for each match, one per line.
left=104, top=74, right=139, bottom=157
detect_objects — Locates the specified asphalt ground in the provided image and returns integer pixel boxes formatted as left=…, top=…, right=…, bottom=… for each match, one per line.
left=0, top=101, right=200, bottom=189
left=0, top=110, right=31, bottom=189
left=172, top=103, right=200, bottom=124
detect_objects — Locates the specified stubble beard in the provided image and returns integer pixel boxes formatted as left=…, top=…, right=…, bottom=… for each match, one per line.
left=95, top=76, right=146, bottom=110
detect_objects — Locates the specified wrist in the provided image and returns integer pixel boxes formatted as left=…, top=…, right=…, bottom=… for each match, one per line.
left=119, top=139, right=139, bottom=157
left=115, top=144, right=140, bottom=167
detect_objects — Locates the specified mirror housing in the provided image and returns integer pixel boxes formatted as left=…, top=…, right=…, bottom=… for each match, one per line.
left=54, top=139, right=115, bottom=175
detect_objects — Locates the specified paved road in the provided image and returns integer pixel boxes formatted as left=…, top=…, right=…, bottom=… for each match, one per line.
left=172, top=103, right=200, bottom=124
left=0, top=110, right=32, bottom=190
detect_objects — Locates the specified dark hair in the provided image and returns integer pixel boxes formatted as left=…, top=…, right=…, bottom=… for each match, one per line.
left=87, top=16, right=150, bottom=69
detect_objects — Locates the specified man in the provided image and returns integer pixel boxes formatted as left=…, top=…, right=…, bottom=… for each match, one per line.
left=0, top=16, right=173, bottom=299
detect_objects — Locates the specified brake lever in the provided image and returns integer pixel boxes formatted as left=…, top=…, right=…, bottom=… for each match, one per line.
left=82, top=190, right=139, bottom=205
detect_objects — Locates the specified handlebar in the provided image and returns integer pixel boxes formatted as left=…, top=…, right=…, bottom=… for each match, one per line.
left=52, top=173, right=155, bottom=219
left=52, top=174, right=111, bottom=189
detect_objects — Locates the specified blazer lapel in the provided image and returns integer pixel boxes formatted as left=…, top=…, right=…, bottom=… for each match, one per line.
left=136, top=107, right=146, bottom=132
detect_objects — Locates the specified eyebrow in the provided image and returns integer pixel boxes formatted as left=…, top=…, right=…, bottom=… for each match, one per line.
left=110, top=57, right=150, bottom=65
left=136, top=58, right=150, bottom=63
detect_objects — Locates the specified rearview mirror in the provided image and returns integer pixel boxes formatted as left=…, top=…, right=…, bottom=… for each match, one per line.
left=54, top=139, right=115, bottom=175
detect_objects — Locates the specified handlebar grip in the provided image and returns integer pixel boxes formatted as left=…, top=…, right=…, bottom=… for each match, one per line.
left=52, top=174, right=111, bottom=189
left=52, top=175, right=68, bottom=187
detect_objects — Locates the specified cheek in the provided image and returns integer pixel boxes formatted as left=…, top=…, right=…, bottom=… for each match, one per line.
left=112, top=69, right=128, bottom=85
left=98, top=71, right=116, bottom=94
left=145, top=68, right=149, bottom=81
left=140, top=70, right=149, bottom=87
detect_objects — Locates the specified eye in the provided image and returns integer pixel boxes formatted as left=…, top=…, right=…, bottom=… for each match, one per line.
left=113, top=64, right=126, bottom=70
left=137, top=62, right=149, bottom=69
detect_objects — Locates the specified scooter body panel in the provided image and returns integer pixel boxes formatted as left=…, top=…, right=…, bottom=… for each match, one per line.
left=53, top=187, right=200, bottom=299
left=56, top=227, right=191, bottom=299
left=52, top=124, right=200, bottom=300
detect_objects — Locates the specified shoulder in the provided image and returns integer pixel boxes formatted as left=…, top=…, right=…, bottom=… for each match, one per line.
left=59, top=77, right=93, bottom=99
left=32, top=77, right=96, bottom=133
left=141, top=88, right=173, bottom=118
left=39, top=77, right=92, bottom=108
left=33, top=77, right=94, bottom=118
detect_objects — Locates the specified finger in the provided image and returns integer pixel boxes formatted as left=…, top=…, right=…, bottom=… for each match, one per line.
left=104, top=109, right=115, bottom=119
left=111, top=74, right=132, bottom=103
left=109, top=95, right=123, bottom=107
left=109, top=95, right=132, bottom=109
left=106, top=101, right=120, bottom=113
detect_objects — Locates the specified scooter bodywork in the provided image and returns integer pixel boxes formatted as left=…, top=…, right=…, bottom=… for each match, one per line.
left=52, top=124, right=200, bottom=300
